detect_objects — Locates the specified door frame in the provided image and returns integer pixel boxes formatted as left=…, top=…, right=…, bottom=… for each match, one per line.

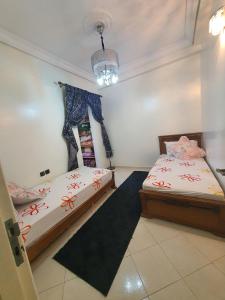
left=0, top=163, right=38, bottom=300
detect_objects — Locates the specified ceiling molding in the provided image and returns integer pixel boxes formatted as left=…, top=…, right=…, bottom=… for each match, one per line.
left=100, top=43, right=203, bottom=87
left=0, top=1, right=200, bottom=85
left=118, top=38, right=190, bottom=79
left=0, top=26, right=95, bottom=83
left=119, top=0, right=200, bottom=77
left=184, top=0, right=200, bottom=42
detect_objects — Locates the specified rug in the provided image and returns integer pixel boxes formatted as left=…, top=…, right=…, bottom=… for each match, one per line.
left=54, top=171, right=148, bottom=296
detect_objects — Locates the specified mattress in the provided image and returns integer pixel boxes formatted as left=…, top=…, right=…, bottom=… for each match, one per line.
left=143, top=155, right=224, bottom=201
left=16, top=167, right=112, bottom=247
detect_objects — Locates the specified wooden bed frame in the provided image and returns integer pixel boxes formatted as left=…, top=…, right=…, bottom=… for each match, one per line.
left=27, top=173, right=116, bottom=262
left=139, top=132, right=225, bottom=237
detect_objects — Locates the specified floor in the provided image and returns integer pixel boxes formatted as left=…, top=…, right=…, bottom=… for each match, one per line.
left=31, top=167, right=225, bottom=300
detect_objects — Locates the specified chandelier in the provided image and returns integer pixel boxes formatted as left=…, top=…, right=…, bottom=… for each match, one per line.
left=209, top=6, right=225, bottom=43
left=91, top=22, right=119, bottom=86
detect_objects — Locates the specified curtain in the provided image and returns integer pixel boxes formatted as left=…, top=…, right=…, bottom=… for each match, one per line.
left=62, top=85, right=88, bottom=171
left=62, top=84, right=112, bottom=171
left=87, top=94, right=113, bottom=158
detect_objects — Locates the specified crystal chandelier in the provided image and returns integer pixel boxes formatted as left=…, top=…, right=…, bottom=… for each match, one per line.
left=91, top=22, right=119, bottom=86
left=209, top=6, right=225, bottom=37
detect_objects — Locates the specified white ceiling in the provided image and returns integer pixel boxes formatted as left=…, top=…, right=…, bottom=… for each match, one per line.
left=0, top=0, right=200, bottom=82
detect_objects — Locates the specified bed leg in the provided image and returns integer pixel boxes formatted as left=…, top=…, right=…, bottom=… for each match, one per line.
left=111, top=171, right=117, bottom=189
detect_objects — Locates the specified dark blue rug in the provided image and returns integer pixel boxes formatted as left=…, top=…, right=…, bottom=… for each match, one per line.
left=54, top=171, right=148, bottom=296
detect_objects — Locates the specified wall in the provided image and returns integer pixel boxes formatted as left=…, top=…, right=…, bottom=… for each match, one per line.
left=0, top=42, right=107, bottom=187
left=199, top=0, right=225, bottom=189
left=102, top=53, right=202, bottom=167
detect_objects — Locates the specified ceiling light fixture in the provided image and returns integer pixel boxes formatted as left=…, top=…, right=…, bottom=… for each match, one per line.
left=91, top=22, right=119, bottom=86
left=209, top=6, right=225, bottom=37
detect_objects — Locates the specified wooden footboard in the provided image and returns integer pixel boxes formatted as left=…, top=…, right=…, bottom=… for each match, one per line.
left=139, top=189, right=225, bottom=237
left=27, top=175, right=116, bottom=262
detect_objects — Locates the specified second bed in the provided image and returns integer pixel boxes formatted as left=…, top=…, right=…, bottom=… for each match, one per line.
left=139, top=133, right=225, bottom=236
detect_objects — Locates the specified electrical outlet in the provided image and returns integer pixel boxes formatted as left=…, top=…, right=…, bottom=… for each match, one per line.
left=40, top=171, right=45, bottom=177
left=45, top=169, right=50, bottom=175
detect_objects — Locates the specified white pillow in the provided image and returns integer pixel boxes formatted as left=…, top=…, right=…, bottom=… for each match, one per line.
left=164, top=140, right=198, bottom=157
left=8, top=182, right=51, bottom=205
left=164, top=141, right=177, bottom=157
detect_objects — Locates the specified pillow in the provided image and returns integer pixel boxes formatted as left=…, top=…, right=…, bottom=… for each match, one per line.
left=165, top=139, right=197, bottom=157
left=164, top=141, right=178, bottom=157
left=8, top=182, right=51, bottom=205
left=170, top=136, right=206, bottom=160
left=182, top=145, right=206, bottom=160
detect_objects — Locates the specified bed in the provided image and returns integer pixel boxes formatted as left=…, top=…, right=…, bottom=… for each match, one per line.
left=15, top=166, right=116, bottom=261
left=139, top=133, right=225, bottom=237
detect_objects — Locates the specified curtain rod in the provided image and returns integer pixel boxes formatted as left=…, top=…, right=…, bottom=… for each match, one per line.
left=58, top=81, right=102, bottom=97
left=58, top=81, right=66, bottom=88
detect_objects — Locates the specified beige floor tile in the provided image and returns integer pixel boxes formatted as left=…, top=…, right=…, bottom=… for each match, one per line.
left=32, top=258, right=66, bottom=292
left=114, top=167, right=149, bottom=187
left=185, top=264, right=225, bottom=300
left=63, top=278, right=103, bottom=300
left=65, top=269, right=77, bottom=281
left=128, top=222, right=157, bottom=254
left=63, top=256, right=147, bottom=300
left=114, top=168, right=133, bottom=187
left=124, top=247, right=131, bottom=257
left=213, top=256, right=225, bottom=275
left=150, top=280, right=197, bottom=300
left=132, top=245, right=180, bottom=294
left=160, top=236, right=209, bottom=276
left=107, top=256, right=148, bottom=300
left=184, top=229, right=225, bottom=261
left=139, top=217, right=146, bottom=223
left=143, top=219, right=182, bottom=243
left=39, top=284, right=64, bottom=300
left=31, top=232, right=71, bottom=269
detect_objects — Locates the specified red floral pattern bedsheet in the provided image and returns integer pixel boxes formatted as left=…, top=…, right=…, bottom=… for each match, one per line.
left=143, top=155, right=224, bottom=200
left=15, top=167, right=112, bottom=246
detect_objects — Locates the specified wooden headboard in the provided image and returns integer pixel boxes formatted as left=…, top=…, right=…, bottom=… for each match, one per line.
left=158, top=132, right=203, bottom=154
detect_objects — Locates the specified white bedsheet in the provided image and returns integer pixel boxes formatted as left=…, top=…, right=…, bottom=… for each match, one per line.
left=143, top=155, right=224, bottom=201
left=16, top=167, right=112, bottom=247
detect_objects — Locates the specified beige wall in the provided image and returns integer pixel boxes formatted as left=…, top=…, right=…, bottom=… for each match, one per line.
left=200, top=21, right=225, bottom=189
left=102, top=53, right=202, bottom=167
left=4, top=20, right=225, bottom=189
left=0, top=42, right=107, bottom=187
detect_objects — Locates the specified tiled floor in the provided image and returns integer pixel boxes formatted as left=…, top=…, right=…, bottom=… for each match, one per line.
left=31, top=167, right=225, bottom=300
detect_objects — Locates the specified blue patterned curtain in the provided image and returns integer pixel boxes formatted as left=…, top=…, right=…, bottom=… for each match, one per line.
left=62, top=84, right=112, bottom=171
left=87, top=94, right=113, bottom=158
left=62, top=85, right=88, bottom=171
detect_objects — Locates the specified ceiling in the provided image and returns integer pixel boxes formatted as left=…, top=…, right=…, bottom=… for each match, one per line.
left=0, top=0, right=200, bottom=82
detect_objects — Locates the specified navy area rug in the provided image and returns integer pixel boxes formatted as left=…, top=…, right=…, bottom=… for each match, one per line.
left=54, top=171, right=148, bottom=296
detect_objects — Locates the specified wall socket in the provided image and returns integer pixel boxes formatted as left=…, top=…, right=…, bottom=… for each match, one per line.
left=40, top=169, right=50, bottom=177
